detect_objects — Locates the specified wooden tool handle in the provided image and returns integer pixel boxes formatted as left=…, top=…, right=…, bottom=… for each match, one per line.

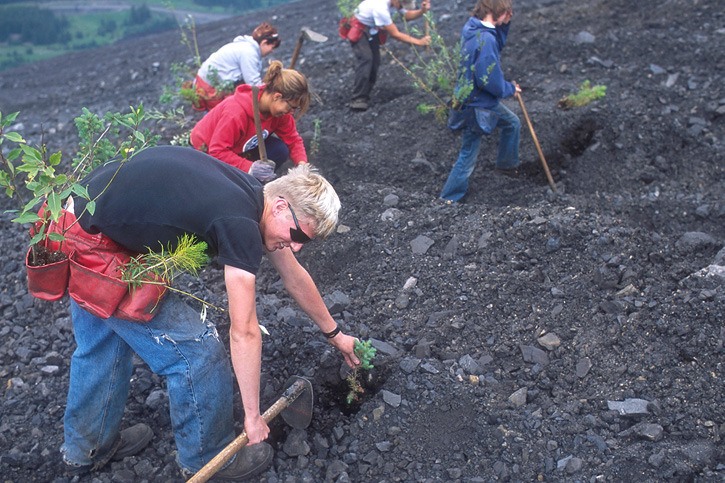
left=186, top=380, right=308, bottom=483
left=251, top=86, right=268, bottom=163
left=289, top=33, right=304, bottom=69
left=515, top=92, right=557, bottom=192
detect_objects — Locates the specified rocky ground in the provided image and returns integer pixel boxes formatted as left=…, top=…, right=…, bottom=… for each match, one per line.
left=0, top=0, right=723, bottom=481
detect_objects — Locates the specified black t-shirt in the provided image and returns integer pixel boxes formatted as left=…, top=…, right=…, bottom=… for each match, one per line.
left=75, top=146, right=265, bottom=274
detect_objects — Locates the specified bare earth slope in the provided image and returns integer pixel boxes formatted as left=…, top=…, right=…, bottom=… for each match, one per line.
left=0, top=0, right=723, bottom=481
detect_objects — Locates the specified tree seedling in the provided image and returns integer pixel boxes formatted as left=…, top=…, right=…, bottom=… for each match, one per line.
left=346, top=339, right=377, bottom=405
left=558, top=80, right=607, bottom=109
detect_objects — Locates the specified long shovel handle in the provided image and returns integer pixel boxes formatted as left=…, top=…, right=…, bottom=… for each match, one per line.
left=187, top=380, right=308, bottom=483
left=289, top=32, right=304, bottom=69
left=515, top=92, right=557, bottom=192
left=251, top=86, right=268, bottom=163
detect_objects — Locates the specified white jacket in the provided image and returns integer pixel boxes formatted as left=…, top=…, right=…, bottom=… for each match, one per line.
left=198, top=35, right=263, bottom=86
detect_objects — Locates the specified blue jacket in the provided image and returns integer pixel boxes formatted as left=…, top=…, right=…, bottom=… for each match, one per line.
left=455, top=17, right=515, bottom=109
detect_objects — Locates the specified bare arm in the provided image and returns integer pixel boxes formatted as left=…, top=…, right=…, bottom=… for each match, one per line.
left=381, top=22, right=430, bottom=46
left=267, top=248, right=360, bottom=368
left=403, top=0, right=430, bottom=21
left=224, top=265, right=269, bottom=444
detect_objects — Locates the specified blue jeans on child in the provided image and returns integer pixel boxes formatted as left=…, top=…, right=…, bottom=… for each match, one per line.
left=440, top=102, right=521, bottom=202
left=61, top=295, right=235, bottom=472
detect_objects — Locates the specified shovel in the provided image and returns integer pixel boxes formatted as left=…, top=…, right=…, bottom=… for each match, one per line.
left=289, top=27, right=329, bottom=70
left=186, top=376, right=314, bottom=483
left=515, top=92, right=557, bottom=192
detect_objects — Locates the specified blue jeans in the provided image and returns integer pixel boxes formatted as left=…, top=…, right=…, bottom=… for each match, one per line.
left=440, top=102, right=521, bottom=202
left=61, top=295, right=235, bottom=472
left=243, top=135, right=290, bottom=169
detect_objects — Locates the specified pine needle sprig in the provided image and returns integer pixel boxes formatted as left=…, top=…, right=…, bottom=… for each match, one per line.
left=122, top=233, right=209, bottom=287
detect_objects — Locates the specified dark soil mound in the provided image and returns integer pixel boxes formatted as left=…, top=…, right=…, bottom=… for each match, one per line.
left=0, top=0, right=723, bottom=481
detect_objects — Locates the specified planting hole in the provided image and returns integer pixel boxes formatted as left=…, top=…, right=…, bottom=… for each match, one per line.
left=561, top=118, right=598, bottom=157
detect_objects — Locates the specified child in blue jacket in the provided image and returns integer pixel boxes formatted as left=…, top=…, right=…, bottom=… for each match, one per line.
left=440, top=0, right=521, bottom=202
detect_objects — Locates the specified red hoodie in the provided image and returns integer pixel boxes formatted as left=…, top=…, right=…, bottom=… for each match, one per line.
left=190, top=84, right=306, bottom=172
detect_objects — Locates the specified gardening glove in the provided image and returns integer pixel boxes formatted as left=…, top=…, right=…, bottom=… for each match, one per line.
left=249, top=160, right=277, bottom=183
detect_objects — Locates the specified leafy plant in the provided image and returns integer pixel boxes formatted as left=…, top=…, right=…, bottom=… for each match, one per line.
left=558, top=80, right=607, bottom=109
left=160, top=60, right=201, bottom=106
left=72, top=104, right=160, bottom=175
left=1, top=108, right=227, bottom=318
left=345, top=339, right=377, bottom=405
left=337, top=0, right=361, bottom=18
left=1, top=105, right=160, bottom=266
left=158, top=14, right=237, bottom=111
left=159, top=14, right=203, bottom=107
left=385, top=13, right=466, bottom=123
left=1, top=112, right=85, bottom=263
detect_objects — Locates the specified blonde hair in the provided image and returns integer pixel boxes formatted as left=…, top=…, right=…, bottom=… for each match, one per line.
left=263, top=164, right=340, bottom=239
left=263, top=60, right=311, bottom=115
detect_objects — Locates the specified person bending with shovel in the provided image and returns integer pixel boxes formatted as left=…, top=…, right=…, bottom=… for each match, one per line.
left=440, top=0, right=522, bottom=203
left=191, top=60, right=309, bottom=184
left=60, top=145, right=360, bottom=480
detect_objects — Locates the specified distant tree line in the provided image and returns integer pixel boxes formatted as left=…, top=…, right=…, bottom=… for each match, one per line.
left=0, top=4, right=177, bottom=71
left=0, top=6, right=71, bottom=45
left=0, top=5, right=175, bottom=46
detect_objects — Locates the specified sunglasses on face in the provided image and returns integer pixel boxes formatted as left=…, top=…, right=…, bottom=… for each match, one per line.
left=284, top=199, right=312, bottom=244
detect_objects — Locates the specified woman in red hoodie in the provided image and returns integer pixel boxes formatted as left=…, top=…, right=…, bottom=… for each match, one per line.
left=190, top=60, right=310, bottom=182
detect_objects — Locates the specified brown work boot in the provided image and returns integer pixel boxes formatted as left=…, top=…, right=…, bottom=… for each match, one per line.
left=111, top=423, right=154, bottom=460
left=213, top=442, right=273, bottom=481
left=63, top=423, right=154, bottom=476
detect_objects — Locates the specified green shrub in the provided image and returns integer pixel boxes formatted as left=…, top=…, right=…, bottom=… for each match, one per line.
left=385, top=13, right=465, bottom=123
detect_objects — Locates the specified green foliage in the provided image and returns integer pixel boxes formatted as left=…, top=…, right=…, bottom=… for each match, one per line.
left=177, top=14, right=201, bottom=69
left=337, top=0, right=361, bottom=18
left=354, top=339, right=377, bottom=370
left=159, top=16, right=204, bottom=108
left=127, top=5, right=152, bottom=25
left=1, top=107, right=221, bottom=312
left=147, top=106, right=194, bottom=130
left=72, top=105, right=160, bottom=176
left=0, top=106, right=158, bottom=254
left=0, top=6, right=177, bottom=72
left=122, top=233, right=209, bottom=287
left=205, top=67, right=236, bottom=97
left=159, top=16, right=238, bottom=110
left=558, top=80, right=607, bottom=109
left=0, top=111, right=83, bottom=243
left=385, top=13, right=464, bottom=122
left=345, top=339, right=377, bottom=405
left=0, top=6, right=71, bottom=45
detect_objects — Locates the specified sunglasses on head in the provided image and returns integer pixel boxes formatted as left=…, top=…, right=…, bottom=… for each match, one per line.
left=282, top=198, right=312, bottom=244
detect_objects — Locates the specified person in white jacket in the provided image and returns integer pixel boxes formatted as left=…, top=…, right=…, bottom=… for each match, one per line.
left=193, top=22, right=281, bottom=110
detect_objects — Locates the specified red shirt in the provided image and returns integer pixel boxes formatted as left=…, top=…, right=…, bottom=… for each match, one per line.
left=190, top=84, right=306, bottom=172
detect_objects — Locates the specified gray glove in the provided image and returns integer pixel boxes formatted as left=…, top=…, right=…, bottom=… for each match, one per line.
left=249, top=160, right=277, bottom=183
